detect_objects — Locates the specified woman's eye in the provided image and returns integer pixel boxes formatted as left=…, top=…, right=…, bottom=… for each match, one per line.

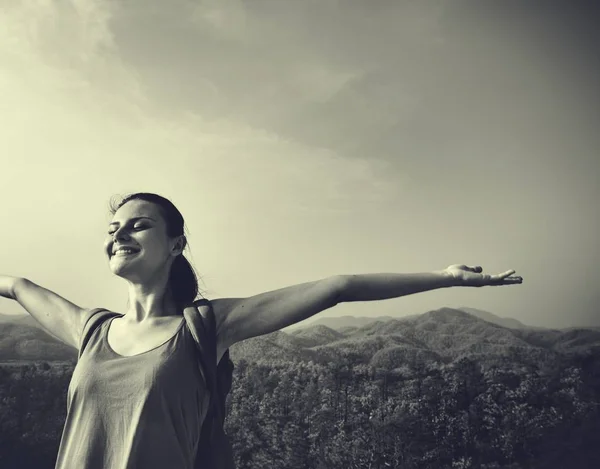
left=107, top=223, right=147, bottom=235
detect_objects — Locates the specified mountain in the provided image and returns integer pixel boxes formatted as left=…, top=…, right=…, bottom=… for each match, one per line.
left=296, top=313, right=428, bottom=330
left=512, top=326, right=600, bottom=354
left=305, top=308, right=540, bottom=366
left=302, top=309, right=540, bottom=332
left=393, top=308, right=556, bottom=363
left=288, top=325, right=345, bottom=347
left=229, top=330, right=321, bottom=364
left=457, top=307, right=538, bottom=329
left=233, top=308, right=600, bottom=368
left=0, top=313, right=38, bottom=327
left=297, top=315, right=397, bottom=330
left=311, top=332, right=441, bottom=367
left=2, top=308, right=599, bottom=366
left=0, top=322, right=76, bottom=361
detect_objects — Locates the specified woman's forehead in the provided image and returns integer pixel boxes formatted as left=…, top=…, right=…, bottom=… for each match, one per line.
left=112, top=200, right=163, bottom=222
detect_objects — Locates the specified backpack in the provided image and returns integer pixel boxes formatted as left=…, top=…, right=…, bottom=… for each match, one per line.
left=80, top=301, right=236, bottom=469
left=184, top=299, right=236, bottom=469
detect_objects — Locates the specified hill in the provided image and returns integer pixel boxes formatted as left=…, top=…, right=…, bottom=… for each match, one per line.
left=232, top=308, right=600, bottom=368
left=0, top=313, right=38, bottom=327
left=296, top=315, right=398, bottom=330
left=302, top=308, right=539, bottom=332
left=264, top=308, right=599, bottom=367
left=287, top=325, right=345, bottom=347
left=0, top=322, right=76, bottom=361
left=392, top=308, right=560, bottom=365
left=457, top=307, right=533, bottom=329
left=229, top=330, right=321, bottom=364
left=1, top=307, right=599, bottom=367
left=302, top=308, right=546, bottom=367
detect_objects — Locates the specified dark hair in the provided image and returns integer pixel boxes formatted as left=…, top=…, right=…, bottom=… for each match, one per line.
left=109, top=192, right=202, bottom=311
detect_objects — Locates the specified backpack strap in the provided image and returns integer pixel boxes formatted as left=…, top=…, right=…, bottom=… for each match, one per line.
left=184, top=299, right=236, bottom=469
left=79, top=308, right=121, bottom=359
left=183, top=299, right=220, bottom=419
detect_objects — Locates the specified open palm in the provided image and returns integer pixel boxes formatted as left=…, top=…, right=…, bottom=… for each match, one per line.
left=445, top=264, right=523, bottom=287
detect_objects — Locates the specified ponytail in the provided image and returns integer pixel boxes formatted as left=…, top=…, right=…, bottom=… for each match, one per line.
left=169, top=253, right=199, bottom=312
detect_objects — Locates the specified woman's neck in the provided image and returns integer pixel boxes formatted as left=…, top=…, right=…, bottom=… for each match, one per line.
left=125, top=281, right=178, bottom=322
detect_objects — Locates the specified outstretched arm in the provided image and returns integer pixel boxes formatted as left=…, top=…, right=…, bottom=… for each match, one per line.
left=0, top=276, right=91, bottom=349
left=213, top=265, right=522, bottom=352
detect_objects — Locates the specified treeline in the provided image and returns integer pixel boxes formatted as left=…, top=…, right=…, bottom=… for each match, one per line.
left=1, top=352, right=599, bottom=469
left=0, top=362, right=73, bottom=469
left=225, top=353, right=600, bottom=469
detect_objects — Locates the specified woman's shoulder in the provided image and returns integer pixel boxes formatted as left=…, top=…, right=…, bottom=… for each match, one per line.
left=79, top=308, right=121, bottom=342
left=191, top=297, right=240, bottom=321
left=81, top=307, right=122, bottom=327
left=189, top=297, right=240, bottom=356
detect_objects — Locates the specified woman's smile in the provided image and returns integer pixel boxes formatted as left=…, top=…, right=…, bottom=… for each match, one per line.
left=111, top=246, right=141, bottom=259
left=114, top=251, right=138, bottom=257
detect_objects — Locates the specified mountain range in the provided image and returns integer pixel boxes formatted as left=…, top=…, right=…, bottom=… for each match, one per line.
left=231, top=307, right=600, bottom=367
left=0, top=318, right=76, bottom=361
left=296, top=307, right=537, bottom=331
left=1, top=308, right=599, bottom=367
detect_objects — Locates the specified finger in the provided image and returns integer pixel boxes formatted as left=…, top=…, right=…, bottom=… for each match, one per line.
left=489, top=272, right=518, bottom=282
left=498, top=269, right=516, bottom=279
left=493, top=276, right=523, bottom=285
left=502, top=276, right=522, bottom=282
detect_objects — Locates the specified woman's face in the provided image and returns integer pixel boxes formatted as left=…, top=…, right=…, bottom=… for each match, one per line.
left=104, top=200, right=181, bottom=281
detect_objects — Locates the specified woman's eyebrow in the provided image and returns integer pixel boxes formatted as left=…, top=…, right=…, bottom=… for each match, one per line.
left=108, top=216, right=156, bottom=226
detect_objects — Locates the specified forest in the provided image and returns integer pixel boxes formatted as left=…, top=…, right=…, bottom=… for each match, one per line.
left=1, top=308, right=599, bottom=469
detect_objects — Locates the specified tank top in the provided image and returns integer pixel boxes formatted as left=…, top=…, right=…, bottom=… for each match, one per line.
left=54, top=313, right=210, bottom=469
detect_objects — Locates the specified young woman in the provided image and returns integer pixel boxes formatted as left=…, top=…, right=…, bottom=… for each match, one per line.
left=0, top=192, right=522, bottom=469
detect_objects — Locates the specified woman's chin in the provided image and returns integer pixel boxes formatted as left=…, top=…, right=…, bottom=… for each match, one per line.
left=111, top=267, right=124, bottom=274
left=109, top=261, right=134, bottom=277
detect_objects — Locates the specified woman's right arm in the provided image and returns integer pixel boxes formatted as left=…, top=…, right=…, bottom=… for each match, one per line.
left=0, top=276, right=91, bottom=349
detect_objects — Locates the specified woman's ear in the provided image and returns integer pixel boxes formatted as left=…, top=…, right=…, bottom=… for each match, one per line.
left=172, top=235, right=187, bottom=256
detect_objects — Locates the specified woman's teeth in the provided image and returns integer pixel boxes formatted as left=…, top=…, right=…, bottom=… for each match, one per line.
left=114, top=249, right=137, bottom=255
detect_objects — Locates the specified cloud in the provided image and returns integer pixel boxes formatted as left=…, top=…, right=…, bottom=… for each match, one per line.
left=3, top=0, right=596, bottom=196
left=95, top=0, right=450, bottom=155
left=0, top=0, right=403, bottom=223
left=189, top=0, right=250, bottom=42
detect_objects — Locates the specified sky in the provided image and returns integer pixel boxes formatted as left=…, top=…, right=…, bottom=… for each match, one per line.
left=0, top=0, right=598, bottom=329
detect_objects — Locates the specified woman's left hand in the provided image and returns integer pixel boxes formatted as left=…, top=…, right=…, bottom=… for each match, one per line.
left=444, top=264, right=523, bottom=287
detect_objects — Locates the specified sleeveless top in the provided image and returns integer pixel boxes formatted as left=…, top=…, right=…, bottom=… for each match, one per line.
left=54, top=312, right=210, bottom=469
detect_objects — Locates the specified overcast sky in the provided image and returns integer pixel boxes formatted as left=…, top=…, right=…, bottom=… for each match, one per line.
left=1, top=0, right=598, bottom=329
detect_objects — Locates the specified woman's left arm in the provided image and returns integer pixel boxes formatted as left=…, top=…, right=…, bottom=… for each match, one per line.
left=213, top=264, right=522, bottom=351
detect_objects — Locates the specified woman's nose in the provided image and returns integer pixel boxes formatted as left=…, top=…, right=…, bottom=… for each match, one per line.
left=112, top=227, right=131, bottom=242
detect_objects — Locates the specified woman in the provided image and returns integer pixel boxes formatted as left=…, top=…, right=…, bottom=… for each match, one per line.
left=0, top=192, right=522, bottom=469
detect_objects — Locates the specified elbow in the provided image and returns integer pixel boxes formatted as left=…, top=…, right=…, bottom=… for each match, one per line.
left=330, top=275, right=351, bottom=304
left=10, top=277, right=29, bottom=301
